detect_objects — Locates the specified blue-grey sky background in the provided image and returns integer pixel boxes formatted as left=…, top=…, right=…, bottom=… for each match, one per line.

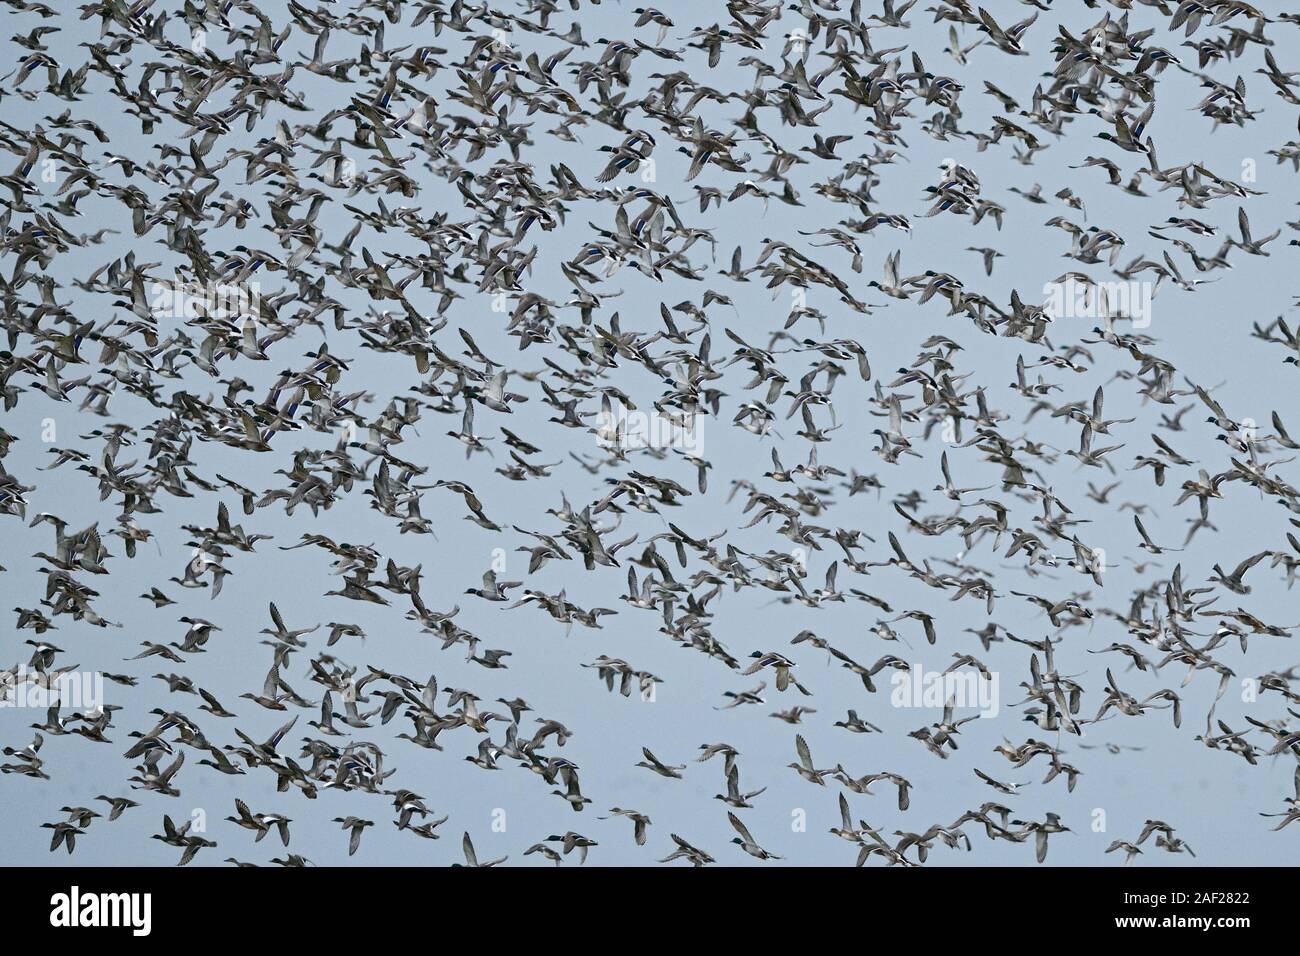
left=1, top=0, right=1298, bottom=866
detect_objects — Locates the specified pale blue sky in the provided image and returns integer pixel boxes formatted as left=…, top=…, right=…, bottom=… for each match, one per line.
left=2, top=0, right=1298, bottom=867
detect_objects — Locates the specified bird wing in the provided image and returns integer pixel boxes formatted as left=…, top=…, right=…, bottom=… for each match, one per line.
left=795, top=733, right=813, bottom=770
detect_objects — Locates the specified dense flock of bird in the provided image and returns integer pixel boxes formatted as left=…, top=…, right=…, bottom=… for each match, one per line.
left=3, top=0, right=1300, bottom=867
